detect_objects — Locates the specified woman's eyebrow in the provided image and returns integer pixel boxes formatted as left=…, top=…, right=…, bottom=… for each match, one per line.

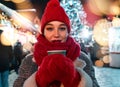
left=46, top=23, right=53, bottom=26
left=60, top=24, right=66, bottom=26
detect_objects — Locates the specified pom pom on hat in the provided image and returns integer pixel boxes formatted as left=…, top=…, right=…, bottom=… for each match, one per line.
left=40, top=0, right=71, bottom=34
left=35, top=54, right=81, bottom=87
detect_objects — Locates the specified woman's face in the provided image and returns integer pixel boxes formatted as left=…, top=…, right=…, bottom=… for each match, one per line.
left=44, top=21, right=69, bottom=43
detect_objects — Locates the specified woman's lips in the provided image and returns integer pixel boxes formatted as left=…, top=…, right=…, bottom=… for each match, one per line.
left=52, top=40, right=61, bottom=43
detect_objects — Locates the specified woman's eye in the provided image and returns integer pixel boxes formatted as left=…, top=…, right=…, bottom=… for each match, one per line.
left=46, top=28, right=53, bottom=31
left=59, top=27, right=66, bottom=31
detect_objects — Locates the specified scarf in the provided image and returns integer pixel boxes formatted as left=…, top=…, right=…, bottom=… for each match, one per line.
left=34, top=34, right=81, bottom=66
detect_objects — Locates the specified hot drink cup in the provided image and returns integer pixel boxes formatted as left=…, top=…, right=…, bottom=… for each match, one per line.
left=47, top=50, right=66, bottom=56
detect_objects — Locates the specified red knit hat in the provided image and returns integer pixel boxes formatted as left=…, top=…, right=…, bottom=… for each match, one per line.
left=40, top=0, right=71, bottom=34
left=36, top=54, right=81, bottom=87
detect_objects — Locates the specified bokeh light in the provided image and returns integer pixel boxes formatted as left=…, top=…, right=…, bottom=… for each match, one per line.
left=93, top=19, right=111, bottom=46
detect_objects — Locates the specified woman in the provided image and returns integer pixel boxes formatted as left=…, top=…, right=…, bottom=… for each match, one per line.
left=14, top=0, right=99, bottom=87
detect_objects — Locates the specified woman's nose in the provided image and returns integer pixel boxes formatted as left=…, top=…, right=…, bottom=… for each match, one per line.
left=54, top=30, right=59, bottom=37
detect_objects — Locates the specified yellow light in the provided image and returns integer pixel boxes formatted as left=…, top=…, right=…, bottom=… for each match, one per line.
left=0, top=26, right=17, bottom=46
left=11, top=0, right=25, bottom=3
left=112, top=17, right=120, bottom=27
left=93, top=19, right=111, bottom=46
left=103, top=55, right=109, bottom=63
left=87, top=0, right=111, bottom=15
left=1, top=30, right=12, bottom=46
left=110, top=5, right=120, bottom=15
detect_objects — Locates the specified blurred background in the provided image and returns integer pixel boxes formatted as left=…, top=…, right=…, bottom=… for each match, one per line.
left=0, top=0, right=120, bottom=87
left=0, top=0, right=120, bottom=67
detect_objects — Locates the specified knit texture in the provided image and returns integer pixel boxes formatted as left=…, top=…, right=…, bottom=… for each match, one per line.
left=40, top=0, right=70, bottom=34
left=36, top=54, right=81, bottom=87
left=34, top=35, right=80, bottom=66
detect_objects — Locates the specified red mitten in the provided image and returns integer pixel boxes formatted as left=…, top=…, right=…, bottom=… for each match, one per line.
left=35, top=54, right=81, bottom=87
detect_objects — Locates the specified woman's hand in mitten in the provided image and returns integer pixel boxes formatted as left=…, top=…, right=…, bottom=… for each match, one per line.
left=35, top=54, right=80, bottom=87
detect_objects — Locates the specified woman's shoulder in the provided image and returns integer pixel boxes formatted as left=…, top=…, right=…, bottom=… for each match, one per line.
left=25, top=53, right=33, bottom=59
left=79, top=51, right=92, bottom=65
left=23, top=53, right=34, bottom=63
left=78, top=51, right=94, bottom=73
left=78, top=51, right=100, bottom=87
left=21, top=53, right=38, bottom=69
left=18, top=53, right=38, bottom=75
left=80, top=51, right=90, bottom=60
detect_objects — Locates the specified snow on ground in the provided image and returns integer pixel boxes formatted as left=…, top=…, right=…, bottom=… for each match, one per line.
left=9, top=70, right=18, bottom=87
